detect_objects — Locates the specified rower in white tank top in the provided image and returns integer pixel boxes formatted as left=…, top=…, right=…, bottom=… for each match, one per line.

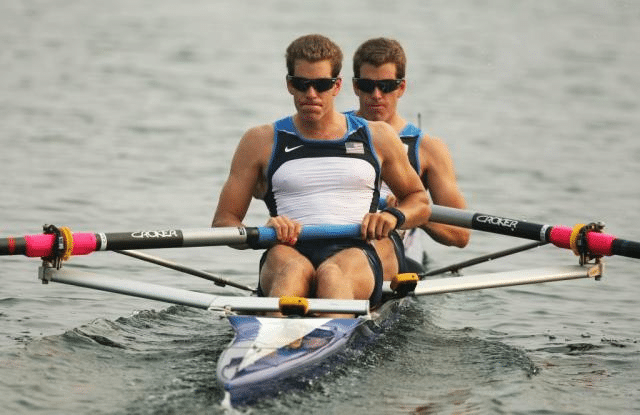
left=263, top=112, right=382, bottom=224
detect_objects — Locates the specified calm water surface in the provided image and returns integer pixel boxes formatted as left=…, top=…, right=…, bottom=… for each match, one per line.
left=1, top=1, right=639, bottom=414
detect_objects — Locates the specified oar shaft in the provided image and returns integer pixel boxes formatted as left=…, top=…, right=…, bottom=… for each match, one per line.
left=430, top=206, right=550, bottom=240
left=0, top=224, right=362, bottom=258
left=1, top=228, right=248, bottom=258
left=430, top=205, right=640, bottom=259
left=421, top=241, right=547, bottom=277
left=115, top=250, right=256, bottom=292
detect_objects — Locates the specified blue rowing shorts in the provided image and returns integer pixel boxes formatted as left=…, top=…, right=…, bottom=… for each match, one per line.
left=258, top=238, right=384, bottom=307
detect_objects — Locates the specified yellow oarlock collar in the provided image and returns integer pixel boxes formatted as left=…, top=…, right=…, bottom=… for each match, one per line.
left=278, top=296, right=310, bottom=316
left=390, top=273, right=419, bottom=296
left=58, top=226, right=74, bottom=261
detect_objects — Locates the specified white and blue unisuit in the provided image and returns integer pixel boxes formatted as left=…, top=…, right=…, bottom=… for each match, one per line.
left=259, top=112, right=384, bottom=305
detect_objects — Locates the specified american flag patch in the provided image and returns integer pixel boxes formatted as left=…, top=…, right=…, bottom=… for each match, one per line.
left=345, top=142, right=365, bottom=154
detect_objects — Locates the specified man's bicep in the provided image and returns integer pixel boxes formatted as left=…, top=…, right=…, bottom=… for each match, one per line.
left=213, top=131, right=267, bottom=225
left=423, top=139, right=466, bottom=208
left=213, top=171, right=255, bottom=226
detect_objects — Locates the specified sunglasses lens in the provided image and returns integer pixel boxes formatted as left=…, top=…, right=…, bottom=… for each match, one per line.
left=312, top=79, right=335, bottom=92
left=355, top=79, right=376, bottom=93
left=288, top=76, right=336, bottom=92
left=378, top=80, right=397, bottom=93
left=289, top=77, right=307, bottom=91
left=355, top=79, right=401, bottom=93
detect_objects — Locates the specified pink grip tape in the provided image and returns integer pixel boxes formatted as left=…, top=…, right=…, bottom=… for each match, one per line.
left=586, top=232, right=615, bottom=256
left=71, top=233, right=98, bottom=255
left=24, top=233, right=97, bottom=258
left=24, top=234, right=55, bottom=257
left=549, top=226, right=615, bottom=256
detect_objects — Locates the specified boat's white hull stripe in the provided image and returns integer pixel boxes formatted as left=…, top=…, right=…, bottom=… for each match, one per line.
left=237, top=317, right=332, bottom=371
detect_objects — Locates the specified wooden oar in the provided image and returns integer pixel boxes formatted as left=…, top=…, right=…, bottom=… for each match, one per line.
left=429, top=205, right=640, bottom=260
left=0, top=224, right=362, bottom=258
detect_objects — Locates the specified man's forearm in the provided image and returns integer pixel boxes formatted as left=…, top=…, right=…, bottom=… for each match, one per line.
left=396, top=191, right=431, bottom=229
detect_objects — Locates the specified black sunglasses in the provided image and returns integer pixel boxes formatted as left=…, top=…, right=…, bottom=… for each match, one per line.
left=287, top=75, right=338, bottom=93
left=353, top=78, right=403, bottom=93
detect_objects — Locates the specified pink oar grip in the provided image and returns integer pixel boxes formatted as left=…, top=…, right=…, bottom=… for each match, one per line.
left=549, top=226, right=615, bottom=256
left=24, top=234, right=55, bottom=257
left=23, top=233, right=97, bottom=258
left=549, top=226, right=572, bottom=250
left=72, top=233, right=98, bottom=255
left=586, top=232, right=615, bottom=256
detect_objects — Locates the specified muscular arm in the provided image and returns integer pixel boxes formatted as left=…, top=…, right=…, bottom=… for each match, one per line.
left=420, top=136, right=470, bottom=248
left=212, top=124, right=273, bottom=228
left=363, top=122, right=431, bottom=239
left=212, top=124, right=301, bottom=244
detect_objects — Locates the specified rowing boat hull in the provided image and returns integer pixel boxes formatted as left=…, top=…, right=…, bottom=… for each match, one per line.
left=217, top=232, right=426, bottom=405
left=216, top=295, right=410, bottom=406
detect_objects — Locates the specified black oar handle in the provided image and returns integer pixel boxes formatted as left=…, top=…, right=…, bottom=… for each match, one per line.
left=612, top=239, right=640, bottom=259
left=430, top=205, right=640, bottom=260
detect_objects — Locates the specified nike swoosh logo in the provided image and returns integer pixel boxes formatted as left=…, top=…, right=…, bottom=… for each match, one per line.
left=284, top=145, right=304, bottom=153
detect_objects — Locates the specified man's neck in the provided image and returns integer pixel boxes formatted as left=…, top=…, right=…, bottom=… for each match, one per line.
left=386, top=113, right=407, bottom=133
left=294, top=111, right=346, bottom=140
left=357, top=109, right=406, bottom=133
